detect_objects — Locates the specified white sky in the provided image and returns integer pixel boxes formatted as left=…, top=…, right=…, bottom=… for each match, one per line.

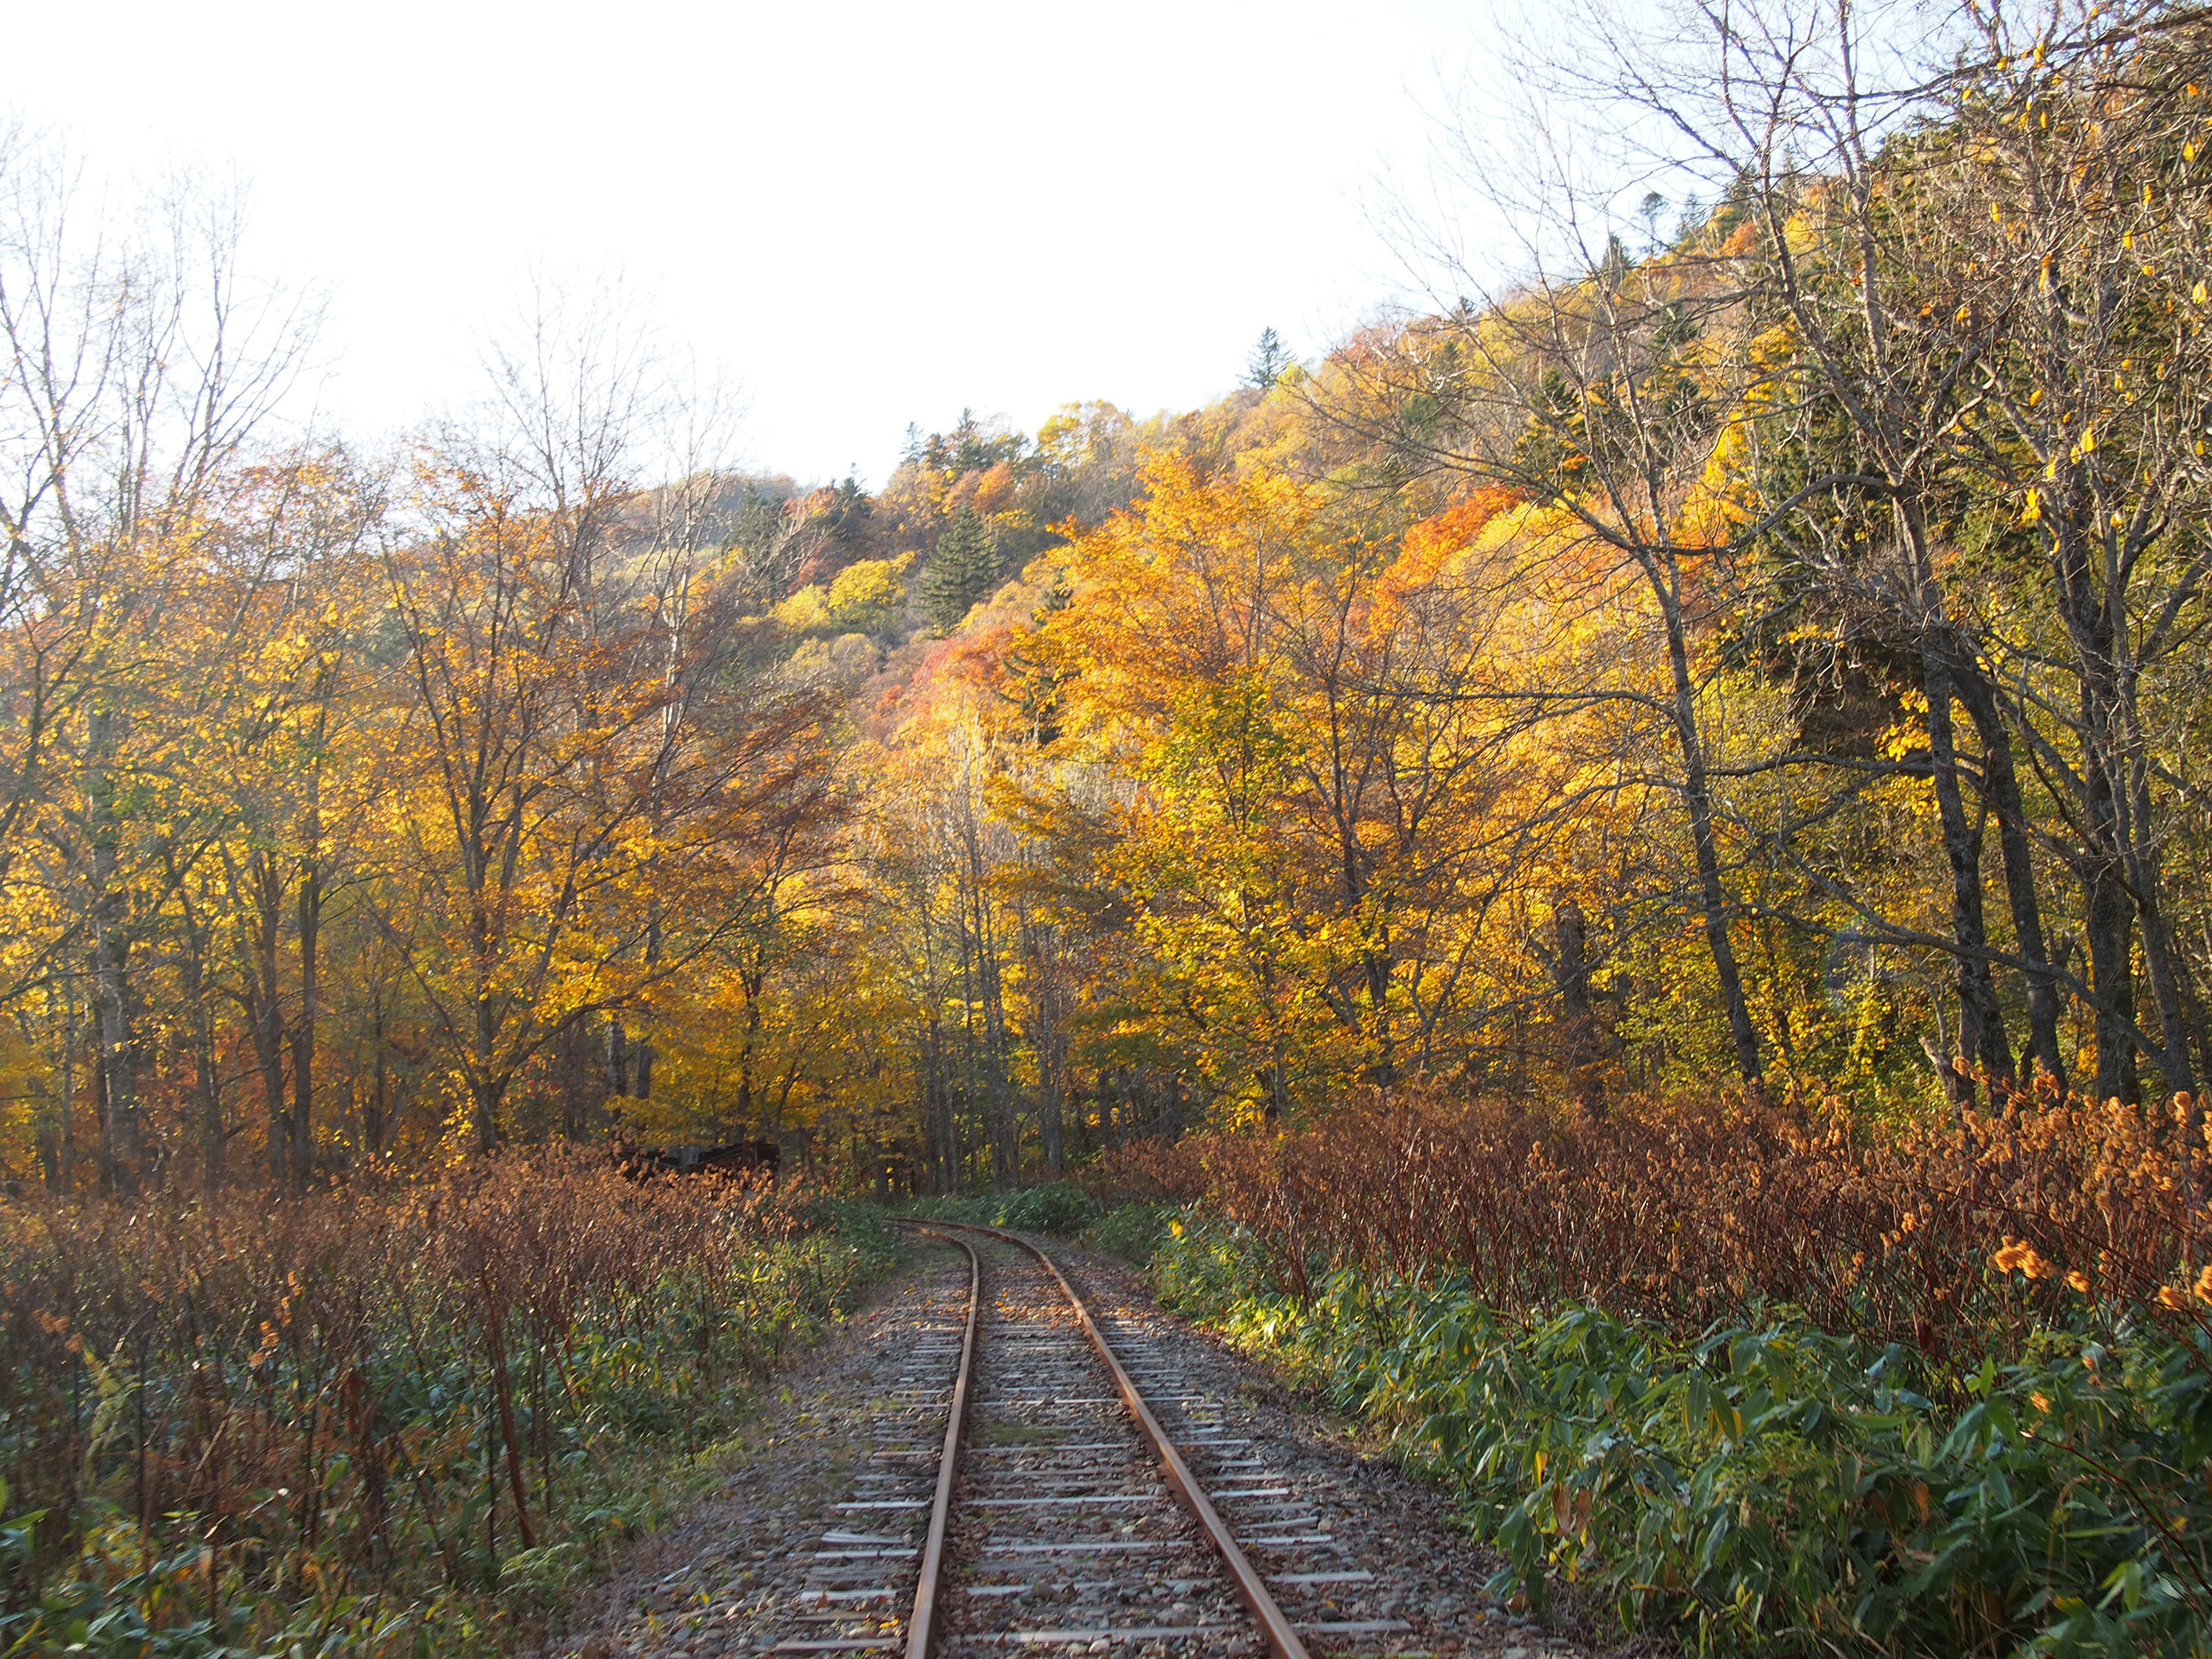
left=5, top=0, right=1499, bottom=486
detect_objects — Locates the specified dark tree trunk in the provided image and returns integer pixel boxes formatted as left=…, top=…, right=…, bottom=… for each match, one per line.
left=1662, top=603, right=1763, bottom=1089
left=634, top=918, right=661, bottom=1100
left=238, top=858, right=293, bottom=1187
left=557, top=1018, right=593, bottom=1141
left=603, top=1017, right=628, bottom=1098
left=290, top=851, right=320, bottom=1189
left=167, top=859, right=226, bottom=1187
left=88, top=709, right=142, bottom=1188
left=2046, top=511, right=2139, bottom=1102
left=2081, top=751, right=2137, bottom=1103
left=187, top=928, right=223, bottom=1187
left=367, top=1000, right=389, bottom=1155
left=1950, top=655, right=2064, bottom=1088
left=52, top=981, right=79, bottom=1193
left=1919, top=640, right=2013, bottom=1096
left=1555, top=900, right=1604, bottom=1112
left=472, top=995, right=501, bottom=1152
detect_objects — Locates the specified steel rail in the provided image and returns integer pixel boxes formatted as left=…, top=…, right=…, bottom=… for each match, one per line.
left=912, top=1219, right=1311, bottom=1659
left=898, top=1225, right=980, bottom=1659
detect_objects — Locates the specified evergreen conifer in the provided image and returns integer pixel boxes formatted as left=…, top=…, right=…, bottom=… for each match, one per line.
left=919, top=507, right=1000, bottom=634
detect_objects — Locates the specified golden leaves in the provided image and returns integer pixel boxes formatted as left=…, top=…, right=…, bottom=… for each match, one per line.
left=1993, top=1237, right=2054, bottom=1279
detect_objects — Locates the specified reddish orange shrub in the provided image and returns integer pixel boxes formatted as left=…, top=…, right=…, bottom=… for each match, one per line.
left=1094, top=1086, right=2212, bottom=1356
left=0, top=1149, right=844, bottom=1640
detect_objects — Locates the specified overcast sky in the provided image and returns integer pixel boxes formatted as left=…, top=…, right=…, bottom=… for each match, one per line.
left=6, top=0, right=1500, bottom=485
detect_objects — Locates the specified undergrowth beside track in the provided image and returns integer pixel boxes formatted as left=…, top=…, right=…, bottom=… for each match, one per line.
left=0, top=1155, right=895, bottom=1657
left=1156, top=1218, right=2212, bottom=1655
left=1111, top=1089, right=2212, bottom=1657
left=899, top=1184, right=1176, bottom=1263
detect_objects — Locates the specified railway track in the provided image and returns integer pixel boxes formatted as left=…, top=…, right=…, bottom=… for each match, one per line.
left=768, top=1222, right=1413, bottom=1658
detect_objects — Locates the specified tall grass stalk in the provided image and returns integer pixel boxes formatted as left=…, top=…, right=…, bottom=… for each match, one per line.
left=0, top=1150, right=888, bottom=1656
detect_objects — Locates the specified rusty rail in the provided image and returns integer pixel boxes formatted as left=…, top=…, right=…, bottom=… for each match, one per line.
left=900, top=1225, right=979, bottom=1659
left=902, top=1218, right=1310, bottom=1659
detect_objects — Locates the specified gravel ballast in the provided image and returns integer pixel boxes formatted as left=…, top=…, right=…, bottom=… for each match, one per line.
left=541, top=1233, right=1588, bottom=1659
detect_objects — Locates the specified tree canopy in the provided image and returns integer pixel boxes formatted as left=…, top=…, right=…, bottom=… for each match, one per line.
left=5, top=0, right=2212, bottom=1196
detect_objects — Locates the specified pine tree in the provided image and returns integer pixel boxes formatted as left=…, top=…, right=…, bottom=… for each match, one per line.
left=919, top=507, right=1000, bottom=634
left=1245, top=326, right=1291, bottom=390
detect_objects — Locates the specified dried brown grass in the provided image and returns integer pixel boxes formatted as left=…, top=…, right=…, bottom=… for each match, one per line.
left=0, top=1148, right=835, bottom=1638
left=1086, top=1084, right=2212, bottom=1354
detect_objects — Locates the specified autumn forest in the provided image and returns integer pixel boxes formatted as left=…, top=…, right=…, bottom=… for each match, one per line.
left=13, top=4, right=2212, bottom=1194
left=7, top=1, right=2212, bottom=1654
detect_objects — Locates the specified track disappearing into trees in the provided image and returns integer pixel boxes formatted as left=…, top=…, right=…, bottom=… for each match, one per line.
left=767, top=1223, right=1415, bottom=1657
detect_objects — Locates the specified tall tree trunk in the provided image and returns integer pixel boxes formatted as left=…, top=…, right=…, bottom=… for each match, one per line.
left=634, top=918, right=660, bottom=1101
left=972, top=880, right=1013, bottom=1184
left=734, top=955, right=766, bottom=1133
left=253, top=979, right=288, bottom=1185
left=2047, top=513, right=2139, bottom=1102
left=2080, top=737, right=2137, bottom=1103
left=368, top=998, right=389, bottom=1156
left=926, top=1018, right=956, bottom=1194
left=1555, top=899, right=1603, bottom=1112
left=1918, top=639, right=2013, bottom=1095
left=290, top=832, right=321, bottom=1190
left=1038, top=998, right=1065, bottom=1175
left=239, top=859, right=292, bottom=1187
left=34, top=1031, right=62, bottom=1190
left=1951, top=657, right=2065, bottom=1087
left=557, top=1018, right=590, bottom=1141
left=1336, top=803, right=1398, bottom=1089
left=473, top=994, right=500, bottom=1152
left=177, top=897, right=224, bottom=1187
left=603, top=1017, right=628, bottom=1098
left=1659, top=597, right=1763, bottom=1089
left=52, top=979, right=78, bottom=1193
left=88, top=707, right=142, bottom=1188
left=2118, top=665, right=2203, bottom=1101
left=2130, top=863, right=2202, bottom=1098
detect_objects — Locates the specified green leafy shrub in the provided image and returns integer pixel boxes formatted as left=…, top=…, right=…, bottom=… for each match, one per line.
left=990, top=1182, right=1098, bottom=1235
left=900, top=1183, right=1098, bottom=1236
left=1080, top=1202, right=1178, bottom=1263
left=902, top=1193, right=997, bottom=1225
left=1156, top=1217, right=2212, bottom=1657
left=813, top=1196, right=901, bottom=1256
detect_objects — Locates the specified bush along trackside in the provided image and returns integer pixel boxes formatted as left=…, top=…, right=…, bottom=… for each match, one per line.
left=899, top=1183, right=1171, bottom=1263
left=902, top=1181, right=1099, bottom=1237
left=1156, top=1216, right=2212, bottom=1657
left=1131, top=1089, right=2212, bottom=1657
left=1078, top=1203, right=1177, bottom=1266
left=0, top=1151, right=895, bottom=1657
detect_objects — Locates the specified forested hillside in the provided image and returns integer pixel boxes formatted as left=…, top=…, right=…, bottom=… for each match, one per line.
left=7, top=0, right=2212, bottom=1194
left=6, top=1, right=2212, bottom=1654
